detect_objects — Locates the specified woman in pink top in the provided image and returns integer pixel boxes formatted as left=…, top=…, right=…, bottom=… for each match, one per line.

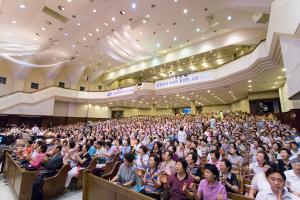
left=195, top=163, right=227, bottom=200
left=29, top=142, right=47, bottom=169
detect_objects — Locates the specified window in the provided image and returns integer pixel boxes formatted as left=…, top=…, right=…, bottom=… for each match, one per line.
left=98, top=85, right=102, bottom=90
left=80, top=86, right=85, bottom=91
left=31, top=82, right=39, bottom=89
left=0, top=76, right=6, bottom=84
left=58, top=82, right=65, bottom=88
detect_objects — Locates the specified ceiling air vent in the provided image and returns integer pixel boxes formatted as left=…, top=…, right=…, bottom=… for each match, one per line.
left=42, top=6, right=69, bottom=23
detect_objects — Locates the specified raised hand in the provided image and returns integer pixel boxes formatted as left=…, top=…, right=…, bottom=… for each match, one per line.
left=136, top=169, right=142, bottom=177
left=161, top=175, right=168, bottom=184
left=217, top=193, right=223, bottom=200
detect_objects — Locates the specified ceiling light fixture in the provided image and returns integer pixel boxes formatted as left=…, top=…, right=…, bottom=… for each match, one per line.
left=6, top=32, right=11, bottom=36
left=77, top=22, right=81, bottom=26
left=41, top=27, right=46, bottom=31
left=64, top=33, right=68, bottom=36
left=112, top=17, right=116, bottom=22
left=173, top=37, right=177, bottom=41
left=96, top=28, right=100, bottom=32
left=166, top=29, right=170, bottom=33
left=282, top=68, right=286, bottom=72
left=196, top=28, right=200, bottom=32
left=103, top=22, right=108, bottom=26
left=131, top=3, right=136, bottom=9
left=92, top=9, right=97, bottom=13
left=83, top=37, right=86, bottom=41
left=19, top=4, right=26, bottom=9
left=227, top=16, right=232, bottom=20
left=120, top=11, right=126, bottom=15
left=156, top=43, right=160, bottom=48
left=12, top=20, right=17, bottom=24
left=58, top=6, right=65, bottom=11
left=183, top=9, right=188, bottom=14
left=248, top=80, right=252, bottom=83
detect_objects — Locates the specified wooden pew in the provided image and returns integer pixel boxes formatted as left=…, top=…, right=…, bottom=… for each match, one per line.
left=102, top=161, right=122, bottom=180
left=4, top=152, right=36, bottom=200
left=83, top=171, right=154, bottom=200
left=4, top=152, right=70, bottom=200
left=43, top=164, right=71, bottom=200
left=228, top=192, right=254, bottom=200
left=76, top=157, right=98, bottom=189
left=103, top=153, right=120, bottom=175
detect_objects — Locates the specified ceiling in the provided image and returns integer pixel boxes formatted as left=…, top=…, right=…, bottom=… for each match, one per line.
left=100, top=66, right=286, bottom=109
left=0, top=0, right=272, bottom=84
left=118, top=44, right=256, bottom=82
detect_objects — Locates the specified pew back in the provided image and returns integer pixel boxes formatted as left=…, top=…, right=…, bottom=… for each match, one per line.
left=83, top=171, right=154, bottom=200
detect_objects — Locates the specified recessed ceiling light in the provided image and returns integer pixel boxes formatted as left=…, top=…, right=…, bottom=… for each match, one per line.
left=248, top=80, right=252, bottom=83
left=183, top=9, right=188, bottom=14
left=6, top=32, right=11, bottom=36
left=248, top=85, right=252, bottom=88
left=139, top=32, right=142, bottom=35
left=249, top=88, right=252, bottom=91
left=64, top=33, right=68, bottom=36
left=41, top=27, right=46, bottom=31
left=58, top=6, right=65, bottom=11
left=88, top=33, right=93, bottom=36
left=202, top=63, right=208, bottom=68
left=77, top=22, right=81, bottom=26
left=174, top=0, right=178, bottom=2
left=166, top=29, right=170, bottom=33
left=131, top=3, right=136, bottom=9
left=272, top=86, right=276, bottom=89
left=156, top=43, right=160, bottom=48
left=207, top=90, right=211, bottom=93
left=104, top=22, right=108, bottom=26
left=282, top=68, right=286, bottom=72
left=12, top=20, right=17, bottom=24
left=196, top=28, right=200, bottom=32
left=19, top=4, right=26, bottom=9
left=96, top=28, right=100, bottom=32
left=120, top=10, right=126, bottom=15
left=92, top=9, right=97, bottom=13
left=83, top=37, right=86, bottom=41
left=33, top=37, right=37, bottom=40
left=68, top=0, right=72, bottom=2
left=278, top=76, right=282, bottom=79
left=153, top=76, right=158, bottom=79
left=275, top=81, right=278, bottom=84
left=112, top=17, right=116, bottom=22
left=72, top=44, right=76, bottom=48
left=190, top=19, right=194, bottom=22
left=227, top=16, right=232, bottom=20
left=173, top=37, right=177, bottom=41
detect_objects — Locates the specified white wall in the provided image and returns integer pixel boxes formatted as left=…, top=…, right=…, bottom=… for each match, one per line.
left=53, top=101, right=110, bottom=118
left=0, top=61, right=14, bottom=96
left=279, top=82, right=300, bottom=112
left=202, top=105, right=231, bottom=113
left=24, top=69, right=47, bottom=92
left=231, top=98, right=250, bottom=113
left=1, top=98, right=55, bottom=116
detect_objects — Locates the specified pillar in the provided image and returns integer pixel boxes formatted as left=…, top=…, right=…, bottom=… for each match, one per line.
left=190, top=100, right=196, bottom=115
left=151, top=104, right=156, bottom=116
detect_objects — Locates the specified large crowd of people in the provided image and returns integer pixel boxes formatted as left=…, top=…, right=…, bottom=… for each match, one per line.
left=1, top=112, right=300, bottom=200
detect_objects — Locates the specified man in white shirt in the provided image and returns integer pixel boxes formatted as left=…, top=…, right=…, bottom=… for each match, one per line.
left=256, top=168, right=295, bottom=200
left=285, top=158, right=300, bottom=198
left=177, top=126, right=187, bottom=144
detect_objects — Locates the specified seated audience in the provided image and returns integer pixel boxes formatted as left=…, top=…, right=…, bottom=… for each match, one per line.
left=186, top=152, right=201, bottom=183
left=248, top=161, right=278, bottom=198
left=31, top=145, right=63, bottom=200
left=255, top=168, right=294, bottom=200
left=249, top=151, right=269, bottom=175
left=111, top=153, right=136, bottom=187
left=160, top=150, right=176, bottom=176
left=161, top=158, right=194, bottom=200
left=285, top=158, right=300, bottom=197
left=219, top=159, right=240, bottom=194
left=135, top=145, right=149, bottom=171
left=227, top=145, right=244, bottom=168
left=137, top=154, right=161, bottom=199
left=208, top=150, right=221, bottom=170
left=64, top=144, right=91, bottom=189
left=195, top=163, right=227, bottom=200
left=277, top=148, right=292, bottom=173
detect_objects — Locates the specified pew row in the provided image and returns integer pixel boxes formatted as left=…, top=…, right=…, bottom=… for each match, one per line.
left=4, top=152, right=70, bottom=200
left=82, top=171, right=154, bottom=200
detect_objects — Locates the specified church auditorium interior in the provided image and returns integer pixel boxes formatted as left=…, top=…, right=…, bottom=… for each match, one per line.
left=1, top=0, right=300, bottom=200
